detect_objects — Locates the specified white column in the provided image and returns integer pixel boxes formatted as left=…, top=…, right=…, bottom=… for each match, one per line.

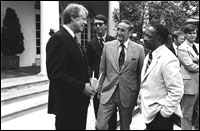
left=39, top=1, right=60, bottom=76
left=108, top=1, right=119, bottom=37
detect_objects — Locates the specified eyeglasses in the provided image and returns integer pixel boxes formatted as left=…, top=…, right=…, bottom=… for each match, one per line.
left=94, top=23, right=104, bottom=26
left=187, top=32, right=197, bottom=35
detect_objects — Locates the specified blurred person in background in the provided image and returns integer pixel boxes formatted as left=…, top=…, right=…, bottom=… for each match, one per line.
left=177, top=24, right=199, bottom=130
left=86, top=14, right=117, bottom=130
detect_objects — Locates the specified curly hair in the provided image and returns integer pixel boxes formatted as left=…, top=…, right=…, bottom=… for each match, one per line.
left=154, top=24, right=169, bottom=44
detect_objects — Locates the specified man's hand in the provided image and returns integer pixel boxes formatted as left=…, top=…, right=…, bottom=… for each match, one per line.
left=83, top=83, right=96, bottom=97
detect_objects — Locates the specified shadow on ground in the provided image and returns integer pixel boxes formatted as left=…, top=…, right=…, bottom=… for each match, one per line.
left=1, top=66, right=40, bottom=79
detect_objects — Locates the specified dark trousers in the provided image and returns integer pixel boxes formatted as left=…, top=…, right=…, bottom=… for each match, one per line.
left=55, top=110, right=88, bottom=130
left=93, top=94, right=117, bottom=130
left=146, top=112, right=174, bottom=130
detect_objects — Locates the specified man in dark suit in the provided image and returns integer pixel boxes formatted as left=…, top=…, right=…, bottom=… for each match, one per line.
left=86, top=14, right=117, bottom=130
left=167, top=31, right=185, bottom=56
left=46, top=3, right=96, bottom=130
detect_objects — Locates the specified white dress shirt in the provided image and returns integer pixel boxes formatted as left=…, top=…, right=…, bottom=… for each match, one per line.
left=172, top=42, right=179, bottom=55
left=63, top=24, right=75, bottom=38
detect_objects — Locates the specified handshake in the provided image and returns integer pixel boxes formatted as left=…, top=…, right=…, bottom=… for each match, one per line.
left=83, top=71, right=102, bottom=99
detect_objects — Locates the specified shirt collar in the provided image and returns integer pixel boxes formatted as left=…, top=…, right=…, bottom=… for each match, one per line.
left=118, top=39, right=130, bottom=49
left=63, top=24, right=75, bottom=38
left=172, top=42, right=178, bottom=49
left=97, top=33, right=106, bottom=41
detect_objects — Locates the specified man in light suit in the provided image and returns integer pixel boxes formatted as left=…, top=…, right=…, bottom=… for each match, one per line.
left=96, top=20, right=145, bottom=130
left=46, top=3, right=96, bottom=130
left=138, top=24, right=184, bottom=130
left=86, top=14, right=117, bottom=130
left=177, top=24, right=199, bottom=130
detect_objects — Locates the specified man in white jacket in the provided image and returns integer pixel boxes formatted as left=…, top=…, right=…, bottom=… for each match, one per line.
left=138, top=24, right=184, bottom=130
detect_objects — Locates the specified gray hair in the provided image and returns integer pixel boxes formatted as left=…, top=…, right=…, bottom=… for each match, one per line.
left=63, top=3, right=88, bottom=24
left=120, top=20, right=134, bottom=32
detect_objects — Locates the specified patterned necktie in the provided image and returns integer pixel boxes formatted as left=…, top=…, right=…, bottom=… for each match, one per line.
left=118, top=43, right=125, bottom=70
left=145, top=52, right=153, bottom=73
left=99, top=38, right=104, bottom=49
left=74, top=36, right=84, bottom=57
left=192, top=44, right=199, bottom=55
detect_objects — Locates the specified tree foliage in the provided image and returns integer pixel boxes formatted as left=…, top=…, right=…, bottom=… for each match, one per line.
left=113, top=1, right=145, bottom=37
left=113, top=1, right=199, bottom=36
left=1, top=7, right=24, bottom=56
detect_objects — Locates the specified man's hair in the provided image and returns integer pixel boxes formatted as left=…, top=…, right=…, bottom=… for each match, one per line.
left=120, top=20, right=134, bottom=32
left=172, top=30, right=185, bottom=40
left=63, top=3, right=88, bottom=24
left=94, top=14, right=107, bottom=24
left=183, top=24, right=198, bottom=34
left=154, top=24, right=169, bottom=44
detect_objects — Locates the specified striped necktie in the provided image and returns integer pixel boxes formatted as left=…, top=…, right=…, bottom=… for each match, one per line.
left=99, top=38, right=104, bottom=48
left=145, top=52, right=153, bottom=73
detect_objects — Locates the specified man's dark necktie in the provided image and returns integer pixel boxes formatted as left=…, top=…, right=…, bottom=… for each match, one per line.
left=99, top=38, right=104, bottom=49
left=118, top=43, right=125, bottom=70
left=192, top=44, right=199, bottom=55
left=145, top=52, right=153, bottom=73
left=74, top=36, right=84, bottom=57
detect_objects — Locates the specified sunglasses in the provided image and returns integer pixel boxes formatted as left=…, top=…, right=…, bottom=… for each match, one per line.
left=187, top=32, right=197, bottom=35
left=94, top=23, right=104, bottom=26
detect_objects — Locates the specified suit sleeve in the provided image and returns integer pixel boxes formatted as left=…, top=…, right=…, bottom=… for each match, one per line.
left=160, top=57, right=184, bottom=117
left=46, top=35, right=85, bottom=93
left=177, top=48, right=199, bottom=72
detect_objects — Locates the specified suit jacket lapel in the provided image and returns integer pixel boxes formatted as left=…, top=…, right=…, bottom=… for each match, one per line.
left=141, top=56, right=148, bottom=82
left=142, top=53, right=161, bottom=82
left=111, top=40, right=120, bottom=71
left=61, top=27, right=85, bottom=64
left=186, top=43, right=198, bottom=58
left=92, top=36, right=102, bottom=57
left=121, top=41, right=136, bottom=71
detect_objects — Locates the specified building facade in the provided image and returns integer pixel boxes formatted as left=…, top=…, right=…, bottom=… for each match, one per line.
left=1, top=1, right=119, bottom=75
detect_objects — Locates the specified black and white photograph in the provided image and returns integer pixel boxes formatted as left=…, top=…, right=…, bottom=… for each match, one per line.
left=1, top=1, right=199, bottom=130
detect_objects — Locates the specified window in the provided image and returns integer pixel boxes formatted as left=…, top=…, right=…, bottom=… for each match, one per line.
left=81, top=24, right=88, bottom=51
left=35, top=14, right=40, bottom=55
left=81, top=21, right=96, bottom=52
left=90, top=22, right=96, bottom=40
